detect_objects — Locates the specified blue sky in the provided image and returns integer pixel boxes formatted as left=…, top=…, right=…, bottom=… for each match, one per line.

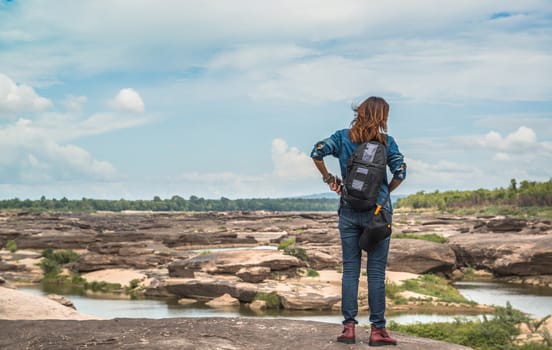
left=0, top=0, right=551, bottom=200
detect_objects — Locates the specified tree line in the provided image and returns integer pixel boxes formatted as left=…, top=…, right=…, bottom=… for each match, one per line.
left=0, top=195, right=339, bottom=212
left=2, top=178, right=548, bottom=212
left=396, top=178, right=552, bottom=210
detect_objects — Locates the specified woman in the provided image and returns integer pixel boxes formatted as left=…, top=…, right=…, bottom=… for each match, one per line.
left=310, top=96, right=406, bottom=346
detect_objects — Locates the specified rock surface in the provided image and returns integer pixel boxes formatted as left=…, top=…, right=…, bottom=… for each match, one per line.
left=0, top=318, right=473, bottom=350
left=388, top=239, right=457, bottom=274
left=449, top=233, right=552, bottom=276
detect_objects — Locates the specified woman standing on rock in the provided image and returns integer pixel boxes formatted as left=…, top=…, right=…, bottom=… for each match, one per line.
left=310, top=96, right=406, bottom=346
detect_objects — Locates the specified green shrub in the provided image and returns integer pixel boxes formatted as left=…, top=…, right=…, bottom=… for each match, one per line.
left=278, top=237, right=296, bottom=250
left=41, top=248, right=79, bottom=265
left=5, top=239, right=17, bottom=253
left=85, top=280, right=122, bottom=292
left=38, top=249, right=80, bottom=276
left=306, top=268, right=319, bottom=277
left=388, top=303, right=531, bottom=350
left=254, top=292, right=280, bottom=309
left=38, top=258, right=62, bottom=276
left=283, top=246, right=308, bottom=261
left=128, top=278, right=140, bottom=290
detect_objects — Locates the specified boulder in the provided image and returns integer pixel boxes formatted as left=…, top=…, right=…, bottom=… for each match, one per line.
left=76, top=252, right=170, bottom=272
left=387, top=239, right=456, bottom=274
left=279, top=291, right=340, bottom=310
left=162, top=232, right=256, bottom=247
left=167, top=261, right=195, bottom=278
left=166, top=277, right=259, bottom=302
left=168, top=249, right=304, bottom=277
left=0, top=261, right=23, bottom=272
left=88, top=242, right=154, bottom=256
left=13, top=231, right=95, bottom=249
left=248, top=299, right=267, bottom=312
left=449, top=233, right=552, bottom=276
left=486, top=218, right=527, bottom=232
left=294, top=229, right=338, bottom=244
left=46, top=294, right=76, bottom=310
left=306, top=250, right=340, bottom=270
left=236, top=266, right=271, bottom=283
left=205, top=293, right=240, bottom=307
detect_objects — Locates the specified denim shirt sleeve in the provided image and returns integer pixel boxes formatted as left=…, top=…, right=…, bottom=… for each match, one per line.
left=310, top=130, right=342, bottom=160
left=386, top=136, right=407, bottom=181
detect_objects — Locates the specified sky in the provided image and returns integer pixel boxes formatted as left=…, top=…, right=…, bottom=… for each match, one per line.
left=0, top=0, right=551, bottom=200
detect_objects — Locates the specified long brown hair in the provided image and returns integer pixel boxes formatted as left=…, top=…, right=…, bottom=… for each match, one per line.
left=349, top=96, right=389, bottom=144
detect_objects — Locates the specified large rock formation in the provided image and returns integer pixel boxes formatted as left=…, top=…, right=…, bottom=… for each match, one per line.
left=449, top=233, right=552, bottom=276
left=168, top=249, right=305, bottom=276
left=388, top=238, right=457, bottom=274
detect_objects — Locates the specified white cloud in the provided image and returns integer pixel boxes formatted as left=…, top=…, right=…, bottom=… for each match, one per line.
left=478, top=126, right=538, bottom=153
left=0, top=73, right=52, bottom=115
left=208, top=45, right=315, bottom=71
left=401, top=158, right=488, bottom=193
left=0, top=80, right=151, bottom=186
left=62, top=95, right=87, bottom=112
left=1, top=2, right=551, bottom=103
left=111, top=88, right=145, bottom=113
left=0, top=117, right=121, bottom=183
left=162, top=138, right=320, bottom=198
left=271, top=138, right=318, bottom=179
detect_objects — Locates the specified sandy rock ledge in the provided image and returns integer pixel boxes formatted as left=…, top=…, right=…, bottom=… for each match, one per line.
left=0, top=318, right=473, bottom=350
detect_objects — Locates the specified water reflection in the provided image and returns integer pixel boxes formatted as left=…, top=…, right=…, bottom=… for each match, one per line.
left=21, top=280, right=552, bottom=324
left=455, top=281, right=552, bottom=318
left=20, top=286, right=485, bottom=325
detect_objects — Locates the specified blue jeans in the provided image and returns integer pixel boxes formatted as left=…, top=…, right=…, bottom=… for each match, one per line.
left=338, top=206, right=391, bottom=328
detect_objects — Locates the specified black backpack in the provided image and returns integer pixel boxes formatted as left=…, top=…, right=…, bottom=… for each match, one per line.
left=342, top=141, right=387, bottom=211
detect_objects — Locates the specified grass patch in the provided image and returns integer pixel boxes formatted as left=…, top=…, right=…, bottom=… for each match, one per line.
left=306, top=268, right=319, bottom=277
left=385, top=281, right=408, bottom=304
left=38, top=248, right=122, bottom=293
left=283, top=246, right=308, bottom=262
left=41, top=272, right=122, bottom=293
left=38, top=248, right=80, bottom=276
left=5, top=239, right=17, bottom=253
left=278, top=237, right=296, bottom=250
left=393, top=233, right=448, bottom=243
left=402, top=274, right=473, bottom=304
left=125, top=278, right=144, bottom=298
left=278, top=237, right=308, bottom=262
left=388, top=303, right=550, bottom=350
left=254, top=292, right=280, bottom=309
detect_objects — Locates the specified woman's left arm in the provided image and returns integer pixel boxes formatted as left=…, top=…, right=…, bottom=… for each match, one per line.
left=387, top=136, right=407, bottom=192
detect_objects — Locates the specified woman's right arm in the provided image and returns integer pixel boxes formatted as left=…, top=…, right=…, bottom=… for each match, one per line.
left=310, top=132, right=342, bottom=194
left=313, top=159, right=341, bottom=193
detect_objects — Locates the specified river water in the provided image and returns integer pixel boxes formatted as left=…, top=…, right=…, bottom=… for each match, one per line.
left=21, top=280, right=552, bottom=325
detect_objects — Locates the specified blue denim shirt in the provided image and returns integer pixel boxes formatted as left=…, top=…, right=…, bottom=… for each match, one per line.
left=310, top=129, right=406, bottom=212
